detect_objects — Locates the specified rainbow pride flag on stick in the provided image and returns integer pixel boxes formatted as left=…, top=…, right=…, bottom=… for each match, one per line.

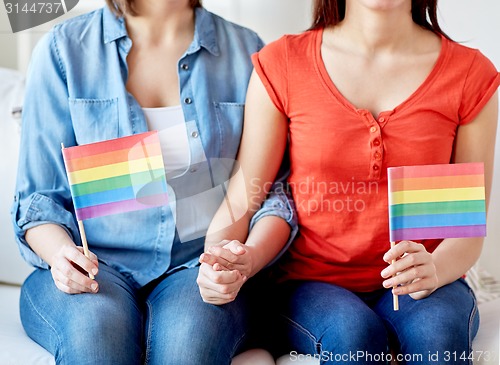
left=388, top=163, right=486, bottom=242
left=62, top=131, right=168, bottom=221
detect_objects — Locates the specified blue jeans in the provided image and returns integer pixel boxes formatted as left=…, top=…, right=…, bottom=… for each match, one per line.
left=272, top=279, right=479, bottom=364
left=20, top=264, right=251, bottom=365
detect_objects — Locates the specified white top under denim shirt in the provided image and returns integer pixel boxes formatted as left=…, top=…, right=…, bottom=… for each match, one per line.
left=12, top=6, right=297, bottom=287
left=142, top=106, right=190, bottom=176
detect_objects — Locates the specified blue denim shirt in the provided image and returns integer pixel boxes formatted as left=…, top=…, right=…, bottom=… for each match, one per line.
left=11, top=6, right=297, bottom=287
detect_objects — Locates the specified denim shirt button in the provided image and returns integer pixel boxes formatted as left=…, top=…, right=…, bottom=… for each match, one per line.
left=181, top=63, right=189, bottom=70
left=184, top=97, right=192, bottom=104
left=191, top=131, right=199, bottom=138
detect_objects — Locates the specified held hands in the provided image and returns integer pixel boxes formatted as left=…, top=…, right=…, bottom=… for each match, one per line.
left=381, top=240, right=438, bottom=300
left=50, top=245, right=99, bottom=294
left=197, top=240, right=253, bottom=305
left=201, top=240, right=254, bottom=278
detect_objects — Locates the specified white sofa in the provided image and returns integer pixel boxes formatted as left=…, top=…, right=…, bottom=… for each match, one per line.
left=1, top=67, right=499, bottom=365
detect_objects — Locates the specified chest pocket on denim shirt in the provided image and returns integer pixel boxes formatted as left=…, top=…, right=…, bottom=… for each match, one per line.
left=213, top=102, right=244, bottom=159
left=69, top=98, right=119, bottom=145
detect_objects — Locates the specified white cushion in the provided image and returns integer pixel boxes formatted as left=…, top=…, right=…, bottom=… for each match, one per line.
left=0, top=67, right=34, bottom=286
left=473, top=297, right=500, bottom=361
left=0, top=285, right=54, bottom=365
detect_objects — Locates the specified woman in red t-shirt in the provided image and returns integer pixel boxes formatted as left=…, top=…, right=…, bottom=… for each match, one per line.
left=200, top=0, right=499, bottom=362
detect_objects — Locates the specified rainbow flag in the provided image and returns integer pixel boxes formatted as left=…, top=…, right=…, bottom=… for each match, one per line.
left=62, top=131, right=168, bottom=221
left=388, top=163, right=486, bottom=241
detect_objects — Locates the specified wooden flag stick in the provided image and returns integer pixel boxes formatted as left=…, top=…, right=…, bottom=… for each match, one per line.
left=62, top=142, right=94, bottom=280
left=78, top=220, right=94, bottom=280
left=391, top=241, right=399, bottom=311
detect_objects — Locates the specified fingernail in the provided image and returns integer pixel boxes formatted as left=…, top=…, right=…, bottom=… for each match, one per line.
left=381, top=268, right=389, bottom=277
left=92, top=268, right=98, bottom=276
left=383, top=280, right=393, bottom=288
left=91, top=283, right=98, bottom=291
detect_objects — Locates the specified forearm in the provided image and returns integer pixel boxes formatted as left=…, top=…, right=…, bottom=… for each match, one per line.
left=205, top=204, right=251, bottom=250
left=204, top=165, right=255, bottom=250
left=244, top=216, right=290, bottom=277
left=25, top=223, right=76, bottom=267
left=431, top=237, right=483, bottom=289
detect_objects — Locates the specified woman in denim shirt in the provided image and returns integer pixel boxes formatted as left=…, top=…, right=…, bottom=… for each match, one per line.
left=11, top=1, right=296, bottom=364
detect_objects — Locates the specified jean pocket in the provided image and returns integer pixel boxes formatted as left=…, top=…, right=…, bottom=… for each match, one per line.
left=69, top=97, right=119, bottom=145
left=213, top=102, right=244, bottom=158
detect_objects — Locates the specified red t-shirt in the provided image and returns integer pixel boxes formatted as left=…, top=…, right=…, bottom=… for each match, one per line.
left=252, top=28, right=500, bottom=292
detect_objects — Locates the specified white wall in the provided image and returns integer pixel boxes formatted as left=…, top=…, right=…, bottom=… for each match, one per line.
left=204, top=0, right=312, bottom=43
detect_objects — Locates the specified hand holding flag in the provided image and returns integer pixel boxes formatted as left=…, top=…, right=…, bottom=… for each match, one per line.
left=386, top=162, right=486, bottom=310
left=62, top=131, right=169, bottom=278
